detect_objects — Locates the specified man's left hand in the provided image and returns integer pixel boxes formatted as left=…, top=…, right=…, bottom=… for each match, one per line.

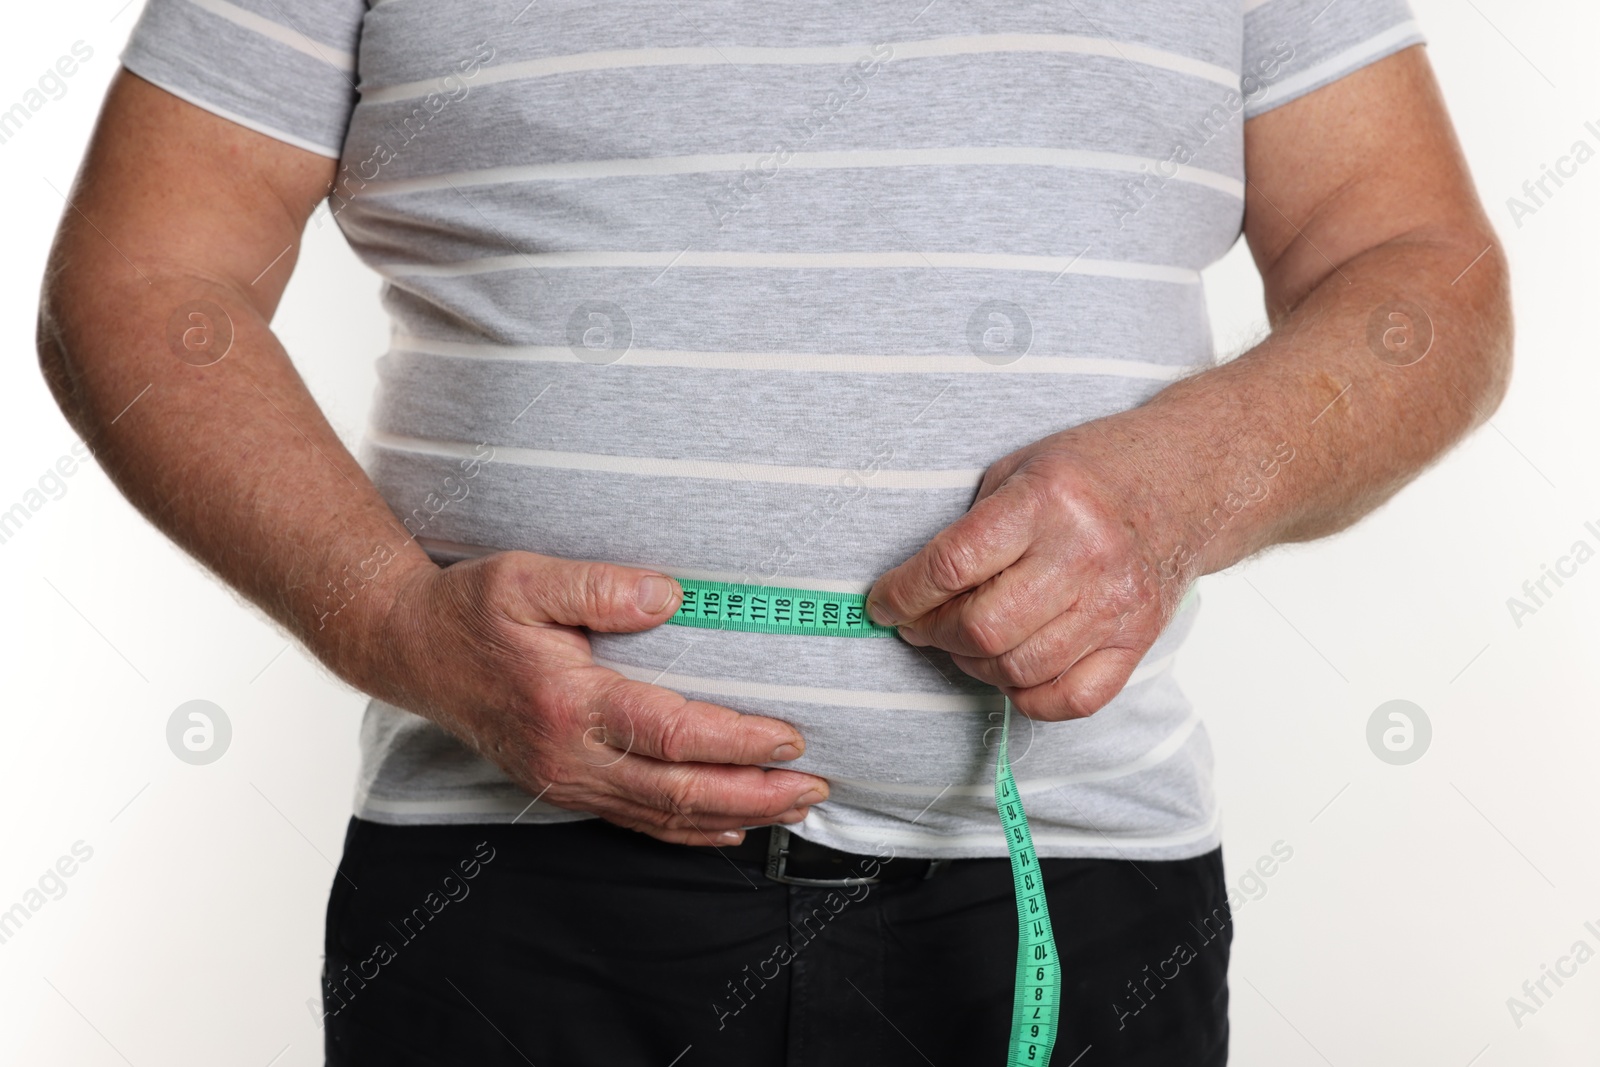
left=866, top=420, right=1192, bottom=722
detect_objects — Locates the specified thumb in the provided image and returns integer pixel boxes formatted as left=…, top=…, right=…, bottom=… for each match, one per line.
left=492, top=553, right=682, bottom=632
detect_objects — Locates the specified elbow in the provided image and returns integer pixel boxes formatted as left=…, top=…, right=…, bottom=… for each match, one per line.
left=35, top=281, right=81, bottom=431
left=1461, top=232, right=1514, bottom=431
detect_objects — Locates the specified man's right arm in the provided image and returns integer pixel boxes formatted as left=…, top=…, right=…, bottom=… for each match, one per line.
left=38, top=70, right=826, bottom=844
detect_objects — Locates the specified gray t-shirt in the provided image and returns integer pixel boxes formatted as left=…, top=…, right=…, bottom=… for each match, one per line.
left=123, top=0, right=1422, bottom=859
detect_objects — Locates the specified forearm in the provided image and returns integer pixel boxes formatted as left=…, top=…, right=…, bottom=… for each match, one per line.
left=1098, top=224, right=1511, bottom=587
left=38, top=255, right=435, bottom=686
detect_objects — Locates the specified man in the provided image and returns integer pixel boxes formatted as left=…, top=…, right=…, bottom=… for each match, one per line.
left=38, top=0, right=1508, bottom=1063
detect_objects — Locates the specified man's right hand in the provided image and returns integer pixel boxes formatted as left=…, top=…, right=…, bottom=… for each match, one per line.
left=363, top=551, right=829, bottom=846
left=39, top=73, right=823, bottom=847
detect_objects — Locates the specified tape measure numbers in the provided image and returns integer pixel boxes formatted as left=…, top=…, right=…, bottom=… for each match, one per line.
left=667, top=577, right=1062, bottom=1066
left=997, top=695, right=1061, bottom=1065
left=671, top=579, right=896, bottom=638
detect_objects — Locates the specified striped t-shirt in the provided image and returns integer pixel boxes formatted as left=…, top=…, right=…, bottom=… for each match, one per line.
left=123, top=0, right=1422, bottom=859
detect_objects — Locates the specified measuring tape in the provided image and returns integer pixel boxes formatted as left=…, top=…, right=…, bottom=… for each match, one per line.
left=667, top=577, right=1061, bottom=1065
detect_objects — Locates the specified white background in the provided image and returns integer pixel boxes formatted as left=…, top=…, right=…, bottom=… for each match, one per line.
left=1, top=2, right=1595, bottom=1064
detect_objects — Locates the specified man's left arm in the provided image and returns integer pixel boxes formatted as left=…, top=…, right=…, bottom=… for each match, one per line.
left=866, top=45, right=1512, bottom=720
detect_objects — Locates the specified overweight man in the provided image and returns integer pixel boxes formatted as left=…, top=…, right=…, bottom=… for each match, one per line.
left=39, top=0, right=1509, bottom=1063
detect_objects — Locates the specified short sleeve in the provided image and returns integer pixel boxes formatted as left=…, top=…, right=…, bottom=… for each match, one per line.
left=1240, top=0, right=1426, bottom=120
left=120, top=0, right=367, bottom=158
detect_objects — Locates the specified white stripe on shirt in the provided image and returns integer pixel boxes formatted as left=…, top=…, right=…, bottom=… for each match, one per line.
left=361, top=147, right=1245, bottom=200
left=182, top=0, right=356, bottom=72
left=390, top=335, right=1209, bottom=380
left=595, top=650, right=1176, bottom=714
left=367, top=431, right=988, bottom=488
left=374, top=250, right=1202, bottom=284
left=361, top=33, right=1238, bottom=104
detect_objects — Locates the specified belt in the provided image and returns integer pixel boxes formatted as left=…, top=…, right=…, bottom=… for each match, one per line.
left=729, top=825, right=950, bottom=887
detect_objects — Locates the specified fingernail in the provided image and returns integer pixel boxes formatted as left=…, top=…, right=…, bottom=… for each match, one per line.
left=779, top=808, right=808, bottom=824
left=866, top=599, right=896, bottom=626
left=897, top=624, right=926, bottom=646
left=770, top=743, right=802, bottom=761
left=717, top=830, right=743, bottom=844
left=636, top=575, right=677, bottom=614
left=796, top=789, right=826, bottom=807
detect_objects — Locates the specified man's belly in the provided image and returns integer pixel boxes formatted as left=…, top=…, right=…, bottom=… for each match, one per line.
left=356, top=571, right=1215, bottom=859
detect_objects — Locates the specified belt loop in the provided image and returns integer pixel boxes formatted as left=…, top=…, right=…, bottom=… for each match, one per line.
left=764, top=824, right=792, bottom=882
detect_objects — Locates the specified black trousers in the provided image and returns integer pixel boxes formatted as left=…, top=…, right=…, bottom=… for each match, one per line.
left=321, top=817, right=1230, bottom=1066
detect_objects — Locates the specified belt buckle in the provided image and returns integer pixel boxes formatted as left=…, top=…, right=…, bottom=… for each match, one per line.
left=764, top=826, right=883, bottom=887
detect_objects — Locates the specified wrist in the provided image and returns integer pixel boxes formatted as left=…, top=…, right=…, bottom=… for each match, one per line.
left=304, top=543, right=441, bottom=699
left=1058, top=405, right=1296, bottom=596
left=1139, top=428, right=1299, bottom=588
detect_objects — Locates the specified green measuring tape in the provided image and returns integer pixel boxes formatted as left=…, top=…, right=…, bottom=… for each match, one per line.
left=667, top=577, right=1061, bottom=1065
left=996, top=692, right=1061, bottom=1065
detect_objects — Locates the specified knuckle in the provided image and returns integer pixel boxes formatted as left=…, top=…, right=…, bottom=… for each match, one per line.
left=1054, top=681, right=1105, bottom=720
left=956, top=610, right=1010, bottom=658
left=992, top=647, right=1038, bottom=689
left=1010, top=691, right=1053, bottom=722
left=651, top=706, right=696, bottom=763
left=927, top=536, right=980, bottom=595
left=473, top=550, right=514, bottom=593
left=534, top=684, right=581, bottom=733
left=574, top=561, right=616, bottom=619
left=753, top=787, right=795, bottom=819
left=535, top=754, right=580, bottom=791
left=659, top=772, right=700, bottom=816
left=476, top=551, right=537, bottom=611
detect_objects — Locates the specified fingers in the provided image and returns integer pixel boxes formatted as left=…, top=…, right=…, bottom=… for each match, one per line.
left=604, top=756, right=829, bottom=822
left=865, top=486, right=1033, bottom=627
left=947, top=604, right=1112, bottom=691
left=477, top=551, right=683, bottom=632
left=895, top=551, right=1076, bottom=659
left=633, top=807, right=813, bottom=848
left=1002, top=646, right=1146, bottom=722
left=602, top=801, right=815, bottom=845
left=587, top=673, right=810, bottom=766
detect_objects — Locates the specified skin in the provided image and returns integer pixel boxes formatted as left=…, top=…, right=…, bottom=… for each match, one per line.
left=38, top=46, right=1509, bottom=839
